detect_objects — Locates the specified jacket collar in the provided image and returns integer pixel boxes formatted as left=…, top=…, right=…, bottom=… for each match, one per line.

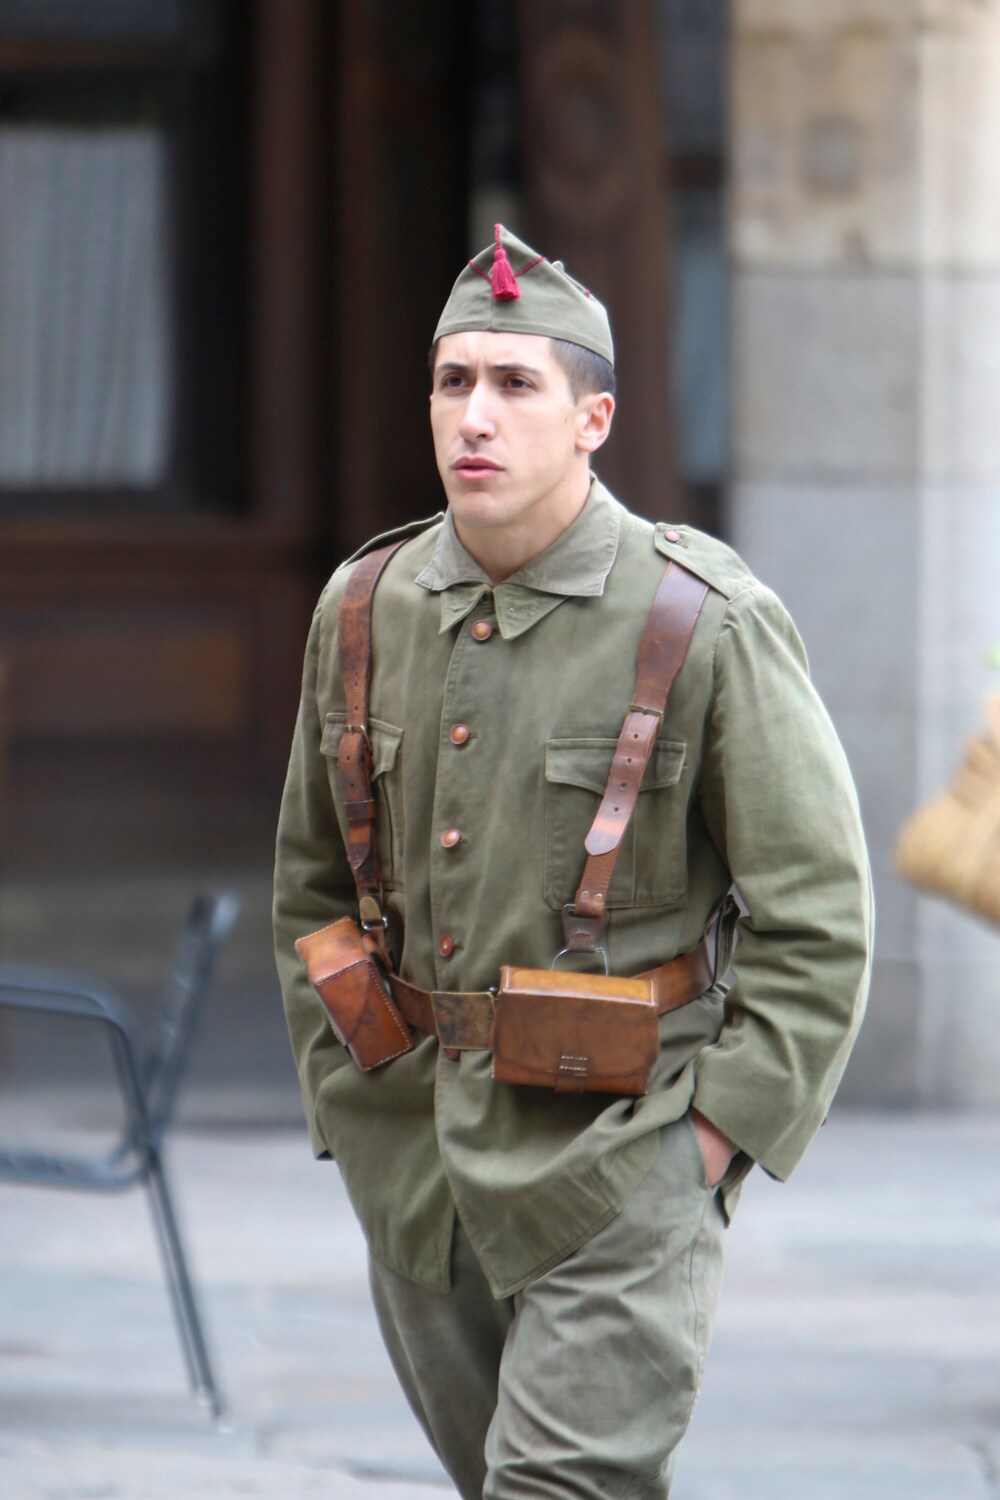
left=414, top=477, right=624, bottom=640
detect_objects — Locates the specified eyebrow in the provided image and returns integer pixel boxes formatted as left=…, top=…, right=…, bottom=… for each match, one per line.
left=436, top=361, right=546, bottom=379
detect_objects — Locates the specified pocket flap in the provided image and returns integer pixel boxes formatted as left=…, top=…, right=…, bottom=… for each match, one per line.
left=322, top=713, right=403, bottom=777
left=545, top=736, right=686, bottom=795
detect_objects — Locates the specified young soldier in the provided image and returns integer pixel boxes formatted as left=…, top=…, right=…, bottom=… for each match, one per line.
left=274, top=226, right=873, bottom=1499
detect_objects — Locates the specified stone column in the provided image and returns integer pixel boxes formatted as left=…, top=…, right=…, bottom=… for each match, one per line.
left=729, top=0, right=1000, bottom=1104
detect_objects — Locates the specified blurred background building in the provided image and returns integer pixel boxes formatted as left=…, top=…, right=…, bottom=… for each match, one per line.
left=0, top=0, right=996, bottom=1113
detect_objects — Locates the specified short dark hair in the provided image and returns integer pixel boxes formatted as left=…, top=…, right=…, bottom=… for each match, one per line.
left=548, top=338, right=616, bottom=401
left=427, top=337, right=616, bottom=401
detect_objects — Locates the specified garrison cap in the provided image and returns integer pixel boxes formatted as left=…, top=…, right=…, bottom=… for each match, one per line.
left=433, top=224, right=614, bottom=367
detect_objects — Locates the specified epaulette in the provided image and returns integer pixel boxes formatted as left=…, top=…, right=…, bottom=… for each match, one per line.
left=653, top=521, right=757, bottom=603
left=339, top=513, right=444, bottom=569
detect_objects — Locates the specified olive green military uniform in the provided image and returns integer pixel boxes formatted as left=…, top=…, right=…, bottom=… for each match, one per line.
left=275, top=226, right=872, bottom=1498
left=273, top=480, right=873, bottom=1497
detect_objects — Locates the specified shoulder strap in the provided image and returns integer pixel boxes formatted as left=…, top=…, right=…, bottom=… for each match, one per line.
left=564, top=561, right=709, bottom=951
left=336, top=539, right=411, bottom=946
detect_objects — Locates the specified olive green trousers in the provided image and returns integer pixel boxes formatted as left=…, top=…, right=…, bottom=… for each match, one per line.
left=368, top=1113, right=726, bottom=1500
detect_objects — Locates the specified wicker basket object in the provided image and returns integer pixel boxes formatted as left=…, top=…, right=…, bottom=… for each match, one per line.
left=894, top=695, right=1000, bottom=928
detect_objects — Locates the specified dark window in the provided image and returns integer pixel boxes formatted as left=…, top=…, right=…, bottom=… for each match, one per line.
left=0, top=0, right=249, bottom=513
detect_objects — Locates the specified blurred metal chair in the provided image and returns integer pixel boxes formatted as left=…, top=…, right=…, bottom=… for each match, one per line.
left=0, top=890, right=240, bottom=1419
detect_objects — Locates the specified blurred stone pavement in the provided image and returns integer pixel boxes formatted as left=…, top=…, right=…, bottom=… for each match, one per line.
left=1, top=1106, right=999, bottom=1500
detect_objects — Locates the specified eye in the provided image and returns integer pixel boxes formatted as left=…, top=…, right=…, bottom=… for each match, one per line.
left=503, top=374, right=531, bottom=390
left=438, top=372, right=467, bottom=392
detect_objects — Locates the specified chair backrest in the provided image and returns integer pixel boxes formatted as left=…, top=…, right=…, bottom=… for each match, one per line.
left=142, top=891, right=241, bottom=1137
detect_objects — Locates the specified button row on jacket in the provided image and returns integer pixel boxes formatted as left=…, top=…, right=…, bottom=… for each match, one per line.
left=471, top=619, right=494, bottom=641
left=438, top=935, right=455, bottom=958
left=440, top=828, right=462, bottom=848
left=449, top=723, right=471, bottom=745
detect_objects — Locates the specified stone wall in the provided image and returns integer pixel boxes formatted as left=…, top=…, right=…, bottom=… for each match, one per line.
left=729, top=0, right=1000, bottom=1104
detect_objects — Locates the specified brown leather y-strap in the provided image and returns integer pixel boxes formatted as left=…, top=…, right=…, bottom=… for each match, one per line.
left=336, top=540, right=410, bottom=939
left=565, top=561, right=709, bottom=949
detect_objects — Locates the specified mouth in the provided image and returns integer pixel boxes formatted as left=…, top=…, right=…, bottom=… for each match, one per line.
left=452, top=457, right=503, bottom=478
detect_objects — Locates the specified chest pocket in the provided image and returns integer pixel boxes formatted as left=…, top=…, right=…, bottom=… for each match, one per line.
left=321, top=712, right=405, bottom=890
left=544, top=736, right=688, bottom=911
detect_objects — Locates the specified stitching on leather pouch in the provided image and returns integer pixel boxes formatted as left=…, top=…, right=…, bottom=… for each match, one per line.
left=313, top=954, right=369, bottom=987
left=371, top=965, right=412, bottom=1053
left=301, top=916, right=356, bottom=940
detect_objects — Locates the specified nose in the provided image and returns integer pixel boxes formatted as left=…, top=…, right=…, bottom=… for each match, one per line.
left=458, top=377, right=496, bottom=442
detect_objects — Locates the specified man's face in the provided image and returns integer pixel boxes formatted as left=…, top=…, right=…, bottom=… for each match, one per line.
left=429, top=330, right=598, bottom=538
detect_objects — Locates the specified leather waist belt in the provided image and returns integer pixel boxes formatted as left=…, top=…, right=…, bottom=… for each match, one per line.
left=388, top=934, right=715, bottom=1054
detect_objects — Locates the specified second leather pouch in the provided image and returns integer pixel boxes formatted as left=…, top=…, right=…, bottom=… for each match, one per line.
left=295, top=916, right=414, bottom=1072
left=492, top=966, right=659, bottom=1096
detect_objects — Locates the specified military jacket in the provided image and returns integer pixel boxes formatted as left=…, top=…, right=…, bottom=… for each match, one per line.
left=273, top=480, right=873, bottom=1297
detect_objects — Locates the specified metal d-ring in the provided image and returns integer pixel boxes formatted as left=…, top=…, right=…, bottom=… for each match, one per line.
left=550, top=943, right=610, bottom=976
left=552, top=902, right=609, bottom=974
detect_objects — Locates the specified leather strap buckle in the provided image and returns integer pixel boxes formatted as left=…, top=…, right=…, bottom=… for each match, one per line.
left=358, top=894, right=387, bottom=930
left=571, top=563, right=709, bottom=924
left=430, top=990, right=496, bottom=1051
left=551, top=905, right=610, bottom=975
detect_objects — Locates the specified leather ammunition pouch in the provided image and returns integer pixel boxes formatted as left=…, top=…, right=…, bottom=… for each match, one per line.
left=492, top=967, right=660, bottom=1096
left=294, top=916, right=414, bottom=1072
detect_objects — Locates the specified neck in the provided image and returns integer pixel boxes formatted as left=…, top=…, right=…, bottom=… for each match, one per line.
left=453, top=473, right=593, bottom=584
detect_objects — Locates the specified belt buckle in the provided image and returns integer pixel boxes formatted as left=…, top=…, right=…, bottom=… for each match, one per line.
left=430, top=990, right=495, bottom=1051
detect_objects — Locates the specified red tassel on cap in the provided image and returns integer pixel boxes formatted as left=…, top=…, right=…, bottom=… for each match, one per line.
left=490, top=223, right=520, bottom=301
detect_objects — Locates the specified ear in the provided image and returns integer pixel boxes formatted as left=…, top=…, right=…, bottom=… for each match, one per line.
left=575, top=392, right=615, bottom=454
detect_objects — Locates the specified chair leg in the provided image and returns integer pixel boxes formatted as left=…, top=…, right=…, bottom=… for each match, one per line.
left=144, top=1149, right=225, bottom=1420
left=146, top=1170, right=203, bottom=1395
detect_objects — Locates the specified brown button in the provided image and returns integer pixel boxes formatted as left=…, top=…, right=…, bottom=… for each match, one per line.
left=440, top=828, right=462, bottom=848
left=449, top=723, right=471, bottom=746
left=665, top=528, right=682, bottom=543
left=471, top=619, right=494, bottom=641
left=438, top=935, right=455, bottom=958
